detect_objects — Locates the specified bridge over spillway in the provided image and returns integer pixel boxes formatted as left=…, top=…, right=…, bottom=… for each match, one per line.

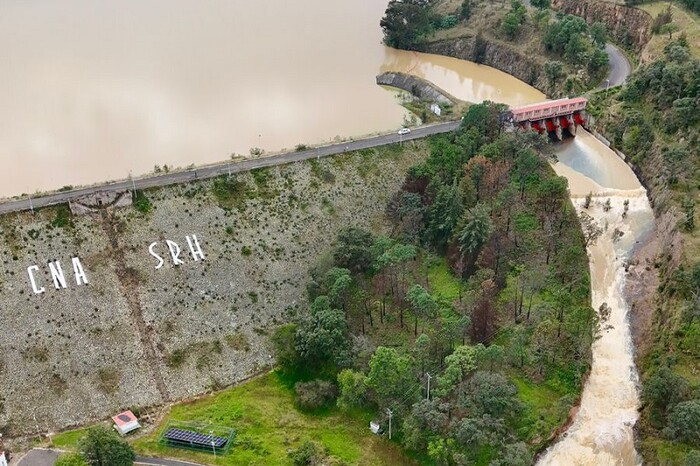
left=504, top=97, right=589, bottom=140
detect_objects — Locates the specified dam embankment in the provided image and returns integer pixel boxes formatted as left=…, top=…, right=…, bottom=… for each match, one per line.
left=0, top=145, right=425, bottom=435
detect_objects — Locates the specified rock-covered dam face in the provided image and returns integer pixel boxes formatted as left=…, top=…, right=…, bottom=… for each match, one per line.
left=0, top=146, right=424, bottom=435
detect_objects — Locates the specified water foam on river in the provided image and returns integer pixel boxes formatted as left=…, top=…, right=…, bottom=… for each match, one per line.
left=538, top=132, right=653, bottom=465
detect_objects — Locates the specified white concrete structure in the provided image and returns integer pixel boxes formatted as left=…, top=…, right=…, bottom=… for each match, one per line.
left=112, top=410, right=140, bottom=435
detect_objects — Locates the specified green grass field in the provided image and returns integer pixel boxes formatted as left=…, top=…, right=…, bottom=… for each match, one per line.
left=53, top=372, right=413, bottom=466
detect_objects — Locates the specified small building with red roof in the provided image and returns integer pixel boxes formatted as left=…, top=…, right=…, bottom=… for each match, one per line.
left=112, top=410, right=141, bottom=435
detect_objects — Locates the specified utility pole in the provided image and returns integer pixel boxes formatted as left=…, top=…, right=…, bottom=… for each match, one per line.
left=426, top=373, right=432, bottom=400
left=209, top=430, right=216, bottom=459
left=386, top=409, right=393, bottom=440
left=129, top=171, right=137, bottom=197
left=28, top=193, right=34, bottom=215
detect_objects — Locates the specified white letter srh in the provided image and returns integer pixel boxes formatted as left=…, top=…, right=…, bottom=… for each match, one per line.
left=166, top=240, right=184, bottom=266
left=186, top=234, right=205, bottom=261
left=149, top=242, right=164, bottom=269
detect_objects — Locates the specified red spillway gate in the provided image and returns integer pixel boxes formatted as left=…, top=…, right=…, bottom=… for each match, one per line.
left=504, top=97, right=588, bottom=140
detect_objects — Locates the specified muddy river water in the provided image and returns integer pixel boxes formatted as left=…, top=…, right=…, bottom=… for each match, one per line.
left=3, top=1, right=653, bottom=463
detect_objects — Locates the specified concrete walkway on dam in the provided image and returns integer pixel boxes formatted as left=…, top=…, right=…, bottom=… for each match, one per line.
left=0, top=120, right=460, bottom=216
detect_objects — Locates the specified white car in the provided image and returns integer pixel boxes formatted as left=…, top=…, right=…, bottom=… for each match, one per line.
left=398, top=128, right=411, bottom=135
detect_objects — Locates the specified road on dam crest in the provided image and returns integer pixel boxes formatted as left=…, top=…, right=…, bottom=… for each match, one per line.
left=0, top=121, right=460, bottom=215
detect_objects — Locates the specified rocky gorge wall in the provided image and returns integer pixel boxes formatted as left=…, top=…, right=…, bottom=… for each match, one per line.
left=0, top=145, right=426, bottom=436
left=551, top=0, right=652, bottom=51
left=420, top=36, right=550, bottom=94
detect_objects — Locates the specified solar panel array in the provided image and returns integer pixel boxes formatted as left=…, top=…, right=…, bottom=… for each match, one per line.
left=164, top=428, right=228, bottom=449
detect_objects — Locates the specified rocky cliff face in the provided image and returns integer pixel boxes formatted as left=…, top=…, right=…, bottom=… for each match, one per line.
left=0, top=145, right=426, bottom=436
left=551, top=0, right=652, bottom=51
left=420, top=36, right=549, bottom=95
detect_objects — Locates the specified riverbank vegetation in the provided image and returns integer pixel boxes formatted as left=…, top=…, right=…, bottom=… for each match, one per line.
left=588, top=29, right=700, bottom=466
left=273, top=102, right=595, bottom=465
left=381, top=0, right=610, bottom=94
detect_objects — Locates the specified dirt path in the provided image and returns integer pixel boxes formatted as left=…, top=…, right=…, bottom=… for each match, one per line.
left=99, top=210, right=170, bottom=402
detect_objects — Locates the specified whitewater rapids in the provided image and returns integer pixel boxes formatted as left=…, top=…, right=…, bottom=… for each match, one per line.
left=537, top=130, right=654, bottom=466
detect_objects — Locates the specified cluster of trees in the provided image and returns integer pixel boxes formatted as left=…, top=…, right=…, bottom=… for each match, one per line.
left=274, top=102, right=596, bottom=464
left=380, top=0, right=458, bottom=49
left=55, top=426, right=135, bottom=466
left=502, top=0, right=528, bottom=40
left=613, top=40, right=698, bottom=182
left=543, top=15, right=609, bottom=76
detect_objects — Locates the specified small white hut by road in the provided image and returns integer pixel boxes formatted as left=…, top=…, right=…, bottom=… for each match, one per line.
left=112, top=410, right=141, bottom=435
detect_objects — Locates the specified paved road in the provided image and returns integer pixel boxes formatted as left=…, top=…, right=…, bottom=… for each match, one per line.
left=0, top=121, right=460, bottom=215
left=601, top=43, right=632, bottom=89
left=15, top=448, right=204, bottom=466
left=15, top=448, right=58, bottom=466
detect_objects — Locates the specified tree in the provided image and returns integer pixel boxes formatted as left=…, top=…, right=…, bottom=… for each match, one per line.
left=663, top=399, right=700, bottom=446
left=78, top=426, right=135, bottom=466
left=460, top=371, right=521, bottom=419
left=458, top=204, right=493, bottom=265
left=435, top=344, right=484, bottom=395
left=531, top=0, right=550, bottom=9
left=295, top=296, right=351, bottom=369
left=590, top=22, right=607, bottom=48
left=334, top=227, right=375, bottom=273
left=402, top=399, right=449, bottom=451
left=491, top=442, right=532, bottom=466
left=366, top=346, right=417, bottom=408
left=325, top=267, right=353, bottom=313
left=460, top=0, right=472, bottom=19
left=427, top=181, right=463, bottom=250
left=272, top=323, right=301, bottom=373
left=502, top=13, right=522, bottom=40
left=56, top=453, right=88, bottom=466
left=686, top=450, right=700, bottom=466
left=407, top=284, right=438, bottom=335
left=589, top=48, right=609, bottom=74
left=660, top=23, right=680, bottom=39
left=544, top=61, right=564, bottom=89
left=381, top=0, right=433, bottom=49
left=579, top=212, right=602, bottom=247
left=337, top=369, right=368, bottom=411
left=643, top=366, right=690, bottom=421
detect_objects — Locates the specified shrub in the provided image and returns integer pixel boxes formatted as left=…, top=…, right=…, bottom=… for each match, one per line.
left=663, top=399, right=700, bottom=446
left=294, top=379, right=338, bottom=410
left=52, top=205, right=72, bottom=228
left=133, top=190, right=152, bottom=214
left=289, top=440, right=321, bottom=466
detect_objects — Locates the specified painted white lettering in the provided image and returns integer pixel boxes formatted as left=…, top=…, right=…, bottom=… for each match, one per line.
left=72, top=257, right=89, bottom=285
left=186, top=234, right=205, bottom=261
left=27, top=265, right=45, bottom=294
left=149, top=242, right=165, bottom=269
left=48, top=261, right=67, bottom=289
left=166, top=240, right=184, bottom=266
